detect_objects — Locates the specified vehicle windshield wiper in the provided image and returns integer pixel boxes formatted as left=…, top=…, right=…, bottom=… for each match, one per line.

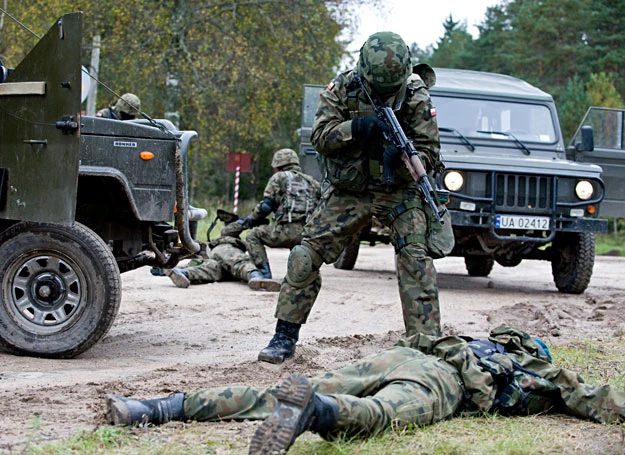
left=439, top=127, right=475, bottom=151
left=476, top=130, right=531, bottom=155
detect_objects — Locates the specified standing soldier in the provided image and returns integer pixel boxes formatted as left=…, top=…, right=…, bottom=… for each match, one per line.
left=237, top=148, right=321, bottom=279
left=96, top=92, right=141, bottom=120
left=257, top=31, right=449, bottom=364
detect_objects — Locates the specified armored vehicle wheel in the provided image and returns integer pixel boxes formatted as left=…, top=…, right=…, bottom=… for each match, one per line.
left=0, top=222, right=121, bottom=358
left=464, top=256, right=495, bottom=277
left=333, top=239, right=360, bottom=270
left=551, top=232, right=594, bottom=294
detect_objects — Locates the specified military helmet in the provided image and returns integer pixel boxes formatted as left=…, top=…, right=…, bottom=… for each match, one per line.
left=221, top=221, right=245, bottom=238
left=113, top=93, right=141, bottom=118
left=356, top=31, right=412, bottom=96
left=271, top=148, right=299, bottom=168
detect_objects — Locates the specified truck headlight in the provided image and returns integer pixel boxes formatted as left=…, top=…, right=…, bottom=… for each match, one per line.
left=575, top=180, right=594, bottom=200
left=444, top=171, right=464, bottom=192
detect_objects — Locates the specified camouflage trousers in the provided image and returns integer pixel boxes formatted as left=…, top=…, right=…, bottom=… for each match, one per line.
left=275, top=183, right=441, bottom=336
left=245, top=221, right=305, bottom=267
left=183, top=346, right=463, bottom=437
left=183, top=242, right=256, bottom=284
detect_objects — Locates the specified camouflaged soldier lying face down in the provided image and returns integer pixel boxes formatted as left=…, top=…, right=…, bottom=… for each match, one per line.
left=106, top=327, right=625, bottom=455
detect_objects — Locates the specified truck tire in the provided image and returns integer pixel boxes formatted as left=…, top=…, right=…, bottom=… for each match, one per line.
left=0, top=222, right=121, bottom=358
left=333, top=239, right=361, bottom=270
left=465, top=256, right=495, bottom=277
left=551, top=232, right=594, bottom=294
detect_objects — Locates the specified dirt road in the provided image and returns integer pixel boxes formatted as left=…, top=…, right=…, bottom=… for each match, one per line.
left=1, top=245, right=624, bottom=450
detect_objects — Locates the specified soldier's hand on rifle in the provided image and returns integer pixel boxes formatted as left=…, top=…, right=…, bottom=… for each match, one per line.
left=351, top=115, right=389, bottom=143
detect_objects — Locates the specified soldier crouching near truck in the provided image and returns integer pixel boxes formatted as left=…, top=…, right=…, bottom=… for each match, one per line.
left=237, top=148, right=321, bottom=279
left=165, top=221, right=282, bottom=292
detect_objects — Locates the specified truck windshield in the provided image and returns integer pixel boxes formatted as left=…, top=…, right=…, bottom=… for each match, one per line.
left=432, top=96, right=557, bottom=144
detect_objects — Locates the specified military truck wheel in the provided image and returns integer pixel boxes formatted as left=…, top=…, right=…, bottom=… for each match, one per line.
left=464, top=256, right=495, bottom=277
left=0, top=222, right=121, bottom=358
left=333, top=239, right=360, bottom=270
left=551, top=232, right=594, bottom=294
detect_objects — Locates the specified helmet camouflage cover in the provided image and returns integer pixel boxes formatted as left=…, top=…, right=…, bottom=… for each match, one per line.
left=271, top=148, right=300, bottom=168
left=113, top=93, right=141, bottom=117
left=356, top=31, right=412, bottom=96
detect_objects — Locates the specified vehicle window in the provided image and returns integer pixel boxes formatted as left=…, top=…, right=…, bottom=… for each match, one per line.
left=573, top=108, right=624, bottom=150
left=432, top=96, right=557, bottom=143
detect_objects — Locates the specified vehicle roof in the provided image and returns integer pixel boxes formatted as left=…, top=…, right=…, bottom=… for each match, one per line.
left=431, top=68, right=553, bottom=102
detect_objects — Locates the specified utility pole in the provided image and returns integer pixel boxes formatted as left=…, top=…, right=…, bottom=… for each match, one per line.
left=86, top=35, right=100, bottom=116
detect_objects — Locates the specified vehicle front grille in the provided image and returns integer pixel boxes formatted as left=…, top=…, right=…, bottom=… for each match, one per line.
left=493, top=173, right=553, bottom=213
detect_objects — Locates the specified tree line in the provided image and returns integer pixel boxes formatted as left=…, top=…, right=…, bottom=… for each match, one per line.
left=1, top=0, right=623, bottom=206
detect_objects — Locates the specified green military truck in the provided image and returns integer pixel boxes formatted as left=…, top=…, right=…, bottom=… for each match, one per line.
left=0, top=13, right=205, bottom=358
left=300, top=67, right=609, bottom=294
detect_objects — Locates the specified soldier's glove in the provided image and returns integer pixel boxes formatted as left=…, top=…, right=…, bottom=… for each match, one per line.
left=351, top=115, right=389, bottom=143
left=236, top=216, right=254, bottom=229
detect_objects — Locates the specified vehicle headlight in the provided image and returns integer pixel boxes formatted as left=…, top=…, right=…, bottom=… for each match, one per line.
left=444, top=171, right=464, bottom=192
left=575, top=180, right=594, bottom=200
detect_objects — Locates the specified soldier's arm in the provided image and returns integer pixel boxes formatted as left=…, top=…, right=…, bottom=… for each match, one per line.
left=249, top=173, right=282, bottom=221
left=311, top=76, right=361, bottom=157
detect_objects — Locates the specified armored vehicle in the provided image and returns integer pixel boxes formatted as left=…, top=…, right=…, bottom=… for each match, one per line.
left=300, top=67, right=609, bottom=294
left=0, top=13, right=205, bottom=358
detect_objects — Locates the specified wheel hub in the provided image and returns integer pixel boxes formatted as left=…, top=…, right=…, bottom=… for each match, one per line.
left=31, top=272, right=67, bottom=307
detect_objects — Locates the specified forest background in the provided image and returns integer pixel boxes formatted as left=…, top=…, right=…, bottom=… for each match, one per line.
left=1, top=0, right=624, bottom=210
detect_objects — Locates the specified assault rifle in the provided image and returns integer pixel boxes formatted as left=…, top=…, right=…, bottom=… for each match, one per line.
left=354, top=74, right=447, bottom=225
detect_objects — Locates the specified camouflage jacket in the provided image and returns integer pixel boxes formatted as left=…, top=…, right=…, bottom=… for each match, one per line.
left=311, top=69, right=441, bottom=186
left=251, top=164, right=321, bottom=223
left=397, top=326, right=625, bottom=424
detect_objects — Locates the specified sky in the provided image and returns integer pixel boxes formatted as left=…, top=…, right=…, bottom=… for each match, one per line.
left=346, top=0, right=502, bottom=56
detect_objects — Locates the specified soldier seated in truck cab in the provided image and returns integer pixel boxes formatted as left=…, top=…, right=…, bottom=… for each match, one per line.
left=97, top=92, right=141, bottom=120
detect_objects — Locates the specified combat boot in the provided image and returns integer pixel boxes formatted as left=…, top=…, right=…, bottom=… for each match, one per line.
left=247, top=270, right=281, bottom=292
left=106, top=393, right=185, bottom=426
left=166, top=267, right=190, bottom=288
left=248, top=374, right=339, bottom=455
left=257, top=262, right=272, bottom=279
left=258, top=319, right=300, bottom=364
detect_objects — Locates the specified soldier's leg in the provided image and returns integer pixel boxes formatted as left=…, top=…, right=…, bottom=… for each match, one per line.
left=328, top=357, right=464, bottom=436
left=259, top=188, right=371, bottom=364
left=184, top=258, right=223, bottom=284
left=378, top=188, right=441, bottom=337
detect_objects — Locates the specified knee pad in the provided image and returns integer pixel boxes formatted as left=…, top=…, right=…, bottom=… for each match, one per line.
left=286, top=245, right=322, bottom=288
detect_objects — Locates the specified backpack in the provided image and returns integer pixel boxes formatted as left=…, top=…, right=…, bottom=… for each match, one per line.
left=276, top=171, right=318, bottom=223
left=466, top=339, right=560, bottom=416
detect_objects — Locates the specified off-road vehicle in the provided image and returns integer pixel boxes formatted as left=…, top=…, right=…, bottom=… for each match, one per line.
left=300, top=67, right=608, bottom=294
left=0, top=13, right=205, bottom=358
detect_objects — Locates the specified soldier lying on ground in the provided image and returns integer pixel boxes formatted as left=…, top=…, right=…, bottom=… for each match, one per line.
left=105, top=326, right=625, bottom=455
left=164, top=221, right=281, bottom=292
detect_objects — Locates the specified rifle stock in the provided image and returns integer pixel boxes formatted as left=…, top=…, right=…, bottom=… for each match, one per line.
left=354, top=74, right=447, bottom=225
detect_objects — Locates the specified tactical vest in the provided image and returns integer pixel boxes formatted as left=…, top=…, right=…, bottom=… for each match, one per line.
left=467, top=339, right=560, bottom=416
left=276, top=170, right=317, bottom=223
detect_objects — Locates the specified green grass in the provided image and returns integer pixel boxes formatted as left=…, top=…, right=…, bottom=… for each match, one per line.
left=18, top=340, right=625, bottom=455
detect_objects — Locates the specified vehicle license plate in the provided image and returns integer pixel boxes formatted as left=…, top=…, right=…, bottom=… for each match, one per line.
left=495, top=214, right=550, bottom=230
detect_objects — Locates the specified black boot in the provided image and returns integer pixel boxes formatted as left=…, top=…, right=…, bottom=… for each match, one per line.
left=106, top=393, right=185, bottom=426
left=248, top=374, right=339, bottom=455
left=258, top=262, right=272, bottom=279
left=258, top=319, right=300, bottom=364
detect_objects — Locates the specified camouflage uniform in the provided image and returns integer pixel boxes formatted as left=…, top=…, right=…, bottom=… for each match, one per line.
left=182, top=236, right=257, bottom=284
left=181, top=327, right=625, bottom=438
left=245, top=161, right=321, bottom=269
left=271, top=32, right=443, bottom=342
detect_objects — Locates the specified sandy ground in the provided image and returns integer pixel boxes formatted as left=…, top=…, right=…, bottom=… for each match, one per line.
left=1, top=245, right=624, bottom=452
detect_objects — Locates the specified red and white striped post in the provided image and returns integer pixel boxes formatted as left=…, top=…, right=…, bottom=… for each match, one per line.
left=233, top=154, right=241, bottom=214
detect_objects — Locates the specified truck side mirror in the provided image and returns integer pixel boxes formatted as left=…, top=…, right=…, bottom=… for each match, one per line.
left=575, top=125, right=594, bottom=152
